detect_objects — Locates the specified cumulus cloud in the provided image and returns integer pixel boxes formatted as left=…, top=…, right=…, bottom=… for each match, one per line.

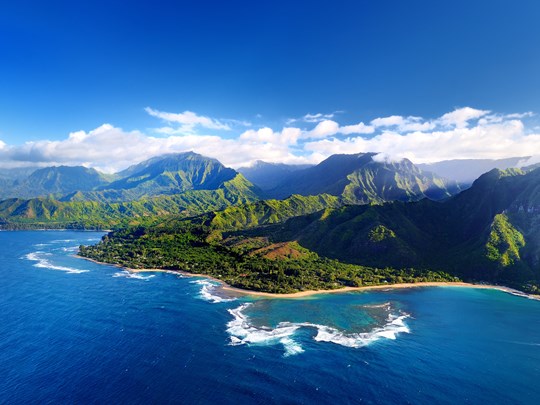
left=145, top=107, right=232, bottom=131
left=240, top=127, right=301, bottom=145
left=438, top=107, right=489, bottom=128
left=304, top=118, right=540, bottom=164
left=304, top=119, right=374, bottom=139
left=0, top=106, right=538, bottom=173
left=371, top=115, right=435, bottom=132
left=0, top=124, right=310, bottom=172
left=340, top=122, right=375, bottom=135
left=287, top=112, right=338, bottom=124
left=308, top=120, right=340, bottom=138
left=518, top=155, right=540, bottom=168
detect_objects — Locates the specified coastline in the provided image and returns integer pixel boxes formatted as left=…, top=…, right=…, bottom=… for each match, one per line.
left=221, top=282, right=540, bottom=299
left=76, top=255, right=540, bottom=301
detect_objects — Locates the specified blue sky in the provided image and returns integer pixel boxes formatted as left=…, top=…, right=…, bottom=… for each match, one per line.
left=1, top=1, right=540, bottom=170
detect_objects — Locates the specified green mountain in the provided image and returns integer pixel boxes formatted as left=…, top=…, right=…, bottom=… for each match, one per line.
left=194, top=193, right=342, bottom=234
left=266, top=153, right=460, bottom=203
left=77, top=163, right=540, bottom=294
left=0, top=153, right=261, bottom=204
left=262, top=167, right=540, bottom=291
left=238, top=161, right=313, bottom=191
left=0, top=166, right=109, bottom=200
left=0, top=161, right=262, bottom=229
left=83, top=152, right=241, bottom=202
left=79, top=210, right=456, bottom=294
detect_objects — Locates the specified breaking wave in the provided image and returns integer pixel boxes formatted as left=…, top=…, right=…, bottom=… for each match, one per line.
left=112, top=270, right=155, bottom=280
left=51, top=239, right=76, bottom=243
left=60, top=246, right=79, bottom=253
left=24, top=252, right=89, bottom=274
left=310, top=314, right=410, bottom=347
left=226, top=302, right=410, bottom=356
left=191, top=280, right=237, bottom=303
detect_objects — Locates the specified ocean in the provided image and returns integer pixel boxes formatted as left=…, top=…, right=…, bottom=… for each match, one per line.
left=1, top=230, right=540, bottom=404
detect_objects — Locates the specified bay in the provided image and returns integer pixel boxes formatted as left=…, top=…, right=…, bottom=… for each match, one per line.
left=1, top=231, right=539, bottom=404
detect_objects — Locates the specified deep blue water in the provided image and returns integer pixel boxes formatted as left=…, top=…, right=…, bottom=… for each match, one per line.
left=1, top=231, right=540, bottom=404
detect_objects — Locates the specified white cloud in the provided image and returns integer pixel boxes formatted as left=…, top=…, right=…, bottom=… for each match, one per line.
left=0, top=124, right=309, bottom=172
left=340, top=122, right=375, bottom=135
left=304, top=118, right=540, bottom=164
left=438, top=107, right=489, bottom=128
left=517, top=155, right=540, bottom=168
left=372, top=152, right=404, bottom=163
left=1, top=106, right=539, bottom=174
left=371, top=115, right=435, bottom=132
left=145, top=107, right=231, bottom=131
left=371, top=115, right=405, bottom=127
left=302, top=112, right=335, bottom=122
left=307, top=120, right=340, bottom=138
left=239, top=127, right=301, bottom=145
left=304, top=119, right=374, bottom=138
left=286, top=111, right=340, bottom=124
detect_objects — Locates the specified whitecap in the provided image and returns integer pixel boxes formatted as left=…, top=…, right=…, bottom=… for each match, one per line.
left=112, top=270, right=155, bottom=280
left=227, top=304, right=300, bottom=349
left=60, top=246, right=79, bottom=253
left=310, top=313, right=410, bottom=347
left=51, top=239, right=76, bottom=243
left=24, top=251, right=89, bottom=274
left=280, top=337, right=305, bottom=357
left=191, top=279, right=237, bottom=303
left=226, top=303, right=410, bottom=355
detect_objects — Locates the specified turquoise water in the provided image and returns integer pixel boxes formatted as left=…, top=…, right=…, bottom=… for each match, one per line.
left=1, top=231, right=540, bottom=403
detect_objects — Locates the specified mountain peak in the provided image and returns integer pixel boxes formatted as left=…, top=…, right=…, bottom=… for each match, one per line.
left=266, top=152, right=457, bottom=202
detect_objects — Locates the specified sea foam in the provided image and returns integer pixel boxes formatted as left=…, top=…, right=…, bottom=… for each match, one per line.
left=226, top=302, right=410, bottom=355
left=227, top=304, right=300, bottom=348
left=191, top=280, right=237, bottom=303
left=24, top=251, right=89, bottom=274
left=112, top=270, right=155, bottom=280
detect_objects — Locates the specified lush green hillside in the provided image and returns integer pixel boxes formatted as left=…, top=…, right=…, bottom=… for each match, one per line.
left=261, top=167, right=540, bottom=292
left=79, top=221, right=457, bottom=293
left=82, top=152, right=242, bottom=202
left=0, top=166, right=110, bottom=200
left=0, top=152, right=262, bottom=203
left=0, top=174, right=260, bottom=229
left=196, top=193, right=341, bottom=233
left=78, top=166, right=540, bottom=293
left=266, top=153, right=460, bottom=203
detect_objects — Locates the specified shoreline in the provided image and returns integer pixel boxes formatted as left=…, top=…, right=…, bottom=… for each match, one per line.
left=75, top=255, right=540, bottom=301
left=221, top=281, right=540, bottom=299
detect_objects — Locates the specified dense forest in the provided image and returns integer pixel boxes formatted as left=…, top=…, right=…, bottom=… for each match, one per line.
left=79, top=221, right=458, bottom=293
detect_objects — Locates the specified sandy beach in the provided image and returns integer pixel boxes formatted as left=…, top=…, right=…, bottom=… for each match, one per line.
left=221, top=282, right=539, bottom=299
left=76, top=255, right=539, bottom=300
left=124, top=265, right=540, bottom=300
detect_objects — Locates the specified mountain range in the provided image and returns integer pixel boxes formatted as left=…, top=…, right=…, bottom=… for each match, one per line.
left=249, top=167, right=540, bottom=291
left=4, top=150, right=540, bottom=293
left=81, top=164, right=540, bottom=293
left=0, top=152, right=461, bottom=228
left=417, top=156, right=529, bottom=185
left=238, top=161, right=313, bottom=190
left=245, top=153, right=460, bottom=202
